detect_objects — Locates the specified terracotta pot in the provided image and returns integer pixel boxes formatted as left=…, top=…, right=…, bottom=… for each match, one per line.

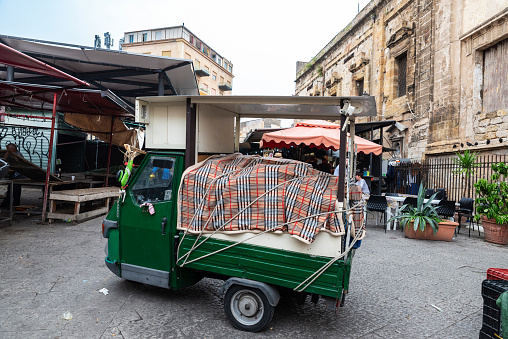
left=404, top=221, right=458, bottom=242
left=482, top=217, right=508, bottom=245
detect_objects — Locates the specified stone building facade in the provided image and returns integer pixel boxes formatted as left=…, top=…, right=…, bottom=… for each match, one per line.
left=295, top=0, right=508, bottom=160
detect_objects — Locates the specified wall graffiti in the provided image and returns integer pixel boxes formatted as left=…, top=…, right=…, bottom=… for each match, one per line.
left=0, top=126, right=50, bottom=168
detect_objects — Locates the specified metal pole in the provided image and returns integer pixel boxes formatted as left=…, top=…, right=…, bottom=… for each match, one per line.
left=6, top=66, right=14, bottom=81
left=369, top=126, right=373, bottom=174
left=158, top=72, right=165, bottom=96
left=41, top=92, right=57, bottom=222
left=234, top=115, right=240, bottom=152
left=337, top=114, right=347, bottom=202
left=185, top=98, right=197, bottom=169
left=378, top=127, right=383, bottom=195
left=105, top=117, right=114, bottom=187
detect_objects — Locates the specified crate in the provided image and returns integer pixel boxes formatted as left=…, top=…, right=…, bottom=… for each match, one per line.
left=487, top=268, right=508, bottom=281
left=480, top=279, right=508, bottom=338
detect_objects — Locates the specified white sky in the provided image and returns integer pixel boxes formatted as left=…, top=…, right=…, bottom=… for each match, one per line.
left=0, top=0, right=370, bottom=96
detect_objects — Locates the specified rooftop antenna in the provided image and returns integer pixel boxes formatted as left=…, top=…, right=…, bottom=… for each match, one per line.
left=94, top=35, right=101, bottom=49
left=104, top=32, right=113, bottom=50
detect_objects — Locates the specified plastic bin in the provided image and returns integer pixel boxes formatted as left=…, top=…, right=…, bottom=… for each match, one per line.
left=480, top=279, right=508, bottom=339
left=487, top=268, right=508, bottom=281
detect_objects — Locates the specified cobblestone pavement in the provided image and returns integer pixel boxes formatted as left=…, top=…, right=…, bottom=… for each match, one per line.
left=0, top=213, right=506, bottom=339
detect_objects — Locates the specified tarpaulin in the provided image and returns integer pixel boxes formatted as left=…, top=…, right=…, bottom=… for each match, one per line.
left=64, top=113, right=144, bottom=148
left=178, top=154, right=344, bottom=244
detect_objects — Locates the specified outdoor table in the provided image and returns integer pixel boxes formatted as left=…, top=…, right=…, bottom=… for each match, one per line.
left=9, top=178, right=107, bottom=215
left=47, top=187, right=118, bottom=224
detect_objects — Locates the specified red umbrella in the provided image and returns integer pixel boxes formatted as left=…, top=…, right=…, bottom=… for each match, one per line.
left=260, top=120, right=382, bottom=155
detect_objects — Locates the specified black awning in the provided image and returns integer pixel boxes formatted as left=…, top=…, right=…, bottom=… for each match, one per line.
left=353, top=120, right=396, bottom=134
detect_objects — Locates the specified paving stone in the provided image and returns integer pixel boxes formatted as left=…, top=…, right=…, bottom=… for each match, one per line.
left=0, top=215, right=504, bottom=338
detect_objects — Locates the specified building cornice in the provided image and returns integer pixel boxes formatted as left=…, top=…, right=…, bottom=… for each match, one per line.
left=295, top=0, right=384, bottom=81
left=460, top=7, right=508, bottom=41
left=123, top=39, right=234, bottom=78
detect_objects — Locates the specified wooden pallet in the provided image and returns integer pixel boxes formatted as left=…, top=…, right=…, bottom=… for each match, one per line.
left=47, top=187, right=118, bottom=224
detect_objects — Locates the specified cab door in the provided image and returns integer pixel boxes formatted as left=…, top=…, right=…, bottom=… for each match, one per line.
left=118, top=152, right=183, bottom=288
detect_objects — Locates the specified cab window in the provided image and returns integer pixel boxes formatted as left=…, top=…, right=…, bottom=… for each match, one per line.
left=131, top=156, right=175, bottom=205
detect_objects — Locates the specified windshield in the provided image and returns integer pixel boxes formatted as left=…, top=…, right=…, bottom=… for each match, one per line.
left=131, top=156, right=175, bottom=205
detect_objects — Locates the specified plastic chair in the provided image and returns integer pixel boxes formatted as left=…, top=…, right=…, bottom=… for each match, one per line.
left=402, top=197, right=418, bottom=209
left=366, top=195, right=388, bottom=232
left=424, top=189, right=435, bottom=199
left=435, top=200, right=456, bottom=220
left=434, top=188, right=446, bottom=200
left=457, top=197, right=478, bottom=237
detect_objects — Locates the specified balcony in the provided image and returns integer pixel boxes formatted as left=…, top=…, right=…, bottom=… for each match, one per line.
left=219, top=82, right=232, bottom=91
left=194, top=67, right=210, bottom=77
left=199, top=85, right=209, bottom=95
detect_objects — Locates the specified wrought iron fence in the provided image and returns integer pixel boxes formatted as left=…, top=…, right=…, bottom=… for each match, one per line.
left=389, top=154, right=508, bottom=203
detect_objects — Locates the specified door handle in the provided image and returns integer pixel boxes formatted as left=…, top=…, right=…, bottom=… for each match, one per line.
left=161, top=217, right=168, bottom=235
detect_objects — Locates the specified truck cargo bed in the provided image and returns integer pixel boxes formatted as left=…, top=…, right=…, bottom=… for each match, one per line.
left=177, top=232, right=353, bottom=298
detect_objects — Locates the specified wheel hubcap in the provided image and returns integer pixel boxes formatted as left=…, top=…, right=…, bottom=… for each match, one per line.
left=238, top=295, right=258, bottom=317
left=230, top=289, right=265, bottom=326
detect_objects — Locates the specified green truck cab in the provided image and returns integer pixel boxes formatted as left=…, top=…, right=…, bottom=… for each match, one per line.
left=102, top=96, right=375, bottom=332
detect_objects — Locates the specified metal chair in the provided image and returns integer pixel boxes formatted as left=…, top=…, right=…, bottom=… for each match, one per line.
left=457, top=197, right=478, bottom=237
left=424, top=189, right=435, bottom=199
left=435, top=200, right=456, bottom=220
left=366, top=195, right=388, bottom=232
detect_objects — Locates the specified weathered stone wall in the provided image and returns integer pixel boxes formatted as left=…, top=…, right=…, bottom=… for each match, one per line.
left=295, top=0, right=508, bottom=160
left=457, top=4, right=508, bottom=155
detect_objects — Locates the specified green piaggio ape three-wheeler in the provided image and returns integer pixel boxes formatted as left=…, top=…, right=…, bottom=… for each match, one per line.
left=102, top=95, right=374, bottom=332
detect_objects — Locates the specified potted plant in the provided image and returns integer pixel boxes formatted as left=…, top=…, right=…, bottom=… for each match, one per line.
left=474, top=162, right=508, bottom=245
left=388, top=184, right=458, bottom=241
left=452, top=149, right=480, bottom=198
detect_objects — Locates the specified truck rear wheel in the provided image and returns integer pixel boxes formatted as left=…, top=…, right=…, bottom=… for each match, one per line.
left=224, top=285, right=274, bottom=332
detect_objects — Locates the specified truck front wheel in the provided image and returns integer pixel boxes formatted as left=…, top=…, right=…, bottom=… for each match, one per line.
left=224, top=285, right=274, bottom=332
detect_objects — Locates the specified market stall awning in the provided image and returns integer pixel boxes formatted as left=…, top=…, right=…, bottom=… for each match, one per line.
left=0, top=35, right=198, bottom=110
left=244, top=127, right=286, bottom=143
left=0, top=42, right=89, bottom=87
left=0, top=81, right=133, bottom=117
left=261, top=120, right=382, bottom=155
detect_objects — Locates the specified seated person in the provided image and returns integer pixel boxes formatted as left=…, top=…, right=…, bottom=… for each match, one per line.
left=355, top=172, right=370, bottom=195
left=318, top=155, right=332, bottom=174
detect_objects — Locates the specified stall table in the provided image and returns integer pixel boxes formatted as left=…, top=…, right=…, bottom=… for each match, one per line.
left=47, top=187, right=118, bottom=224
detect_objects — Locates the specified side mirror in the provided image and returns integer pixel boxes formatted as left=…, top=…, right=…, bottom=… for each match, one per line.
left=116, top=170, right=123, bottom=183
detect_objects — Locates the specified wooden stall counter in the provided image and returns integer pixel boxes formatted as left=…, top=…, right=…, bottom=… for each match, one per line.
left=47, top=187, right=118, bottom=224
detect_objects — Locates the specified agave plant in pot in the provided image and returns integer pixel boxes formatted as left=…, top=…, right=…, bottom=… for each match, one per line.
left=474, top=162, right=508, bottom=245
left=388, top=184, right=458, bottom=241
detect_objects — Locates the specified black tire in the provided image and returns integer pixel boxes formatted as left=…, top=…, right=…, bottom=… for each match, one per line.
left=224, top=285, right=274, bottom=332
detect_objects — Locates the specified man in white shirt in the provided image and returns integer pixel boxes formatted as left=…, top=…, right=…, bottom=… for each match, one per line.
left=355, top=172, right=370, bottom=195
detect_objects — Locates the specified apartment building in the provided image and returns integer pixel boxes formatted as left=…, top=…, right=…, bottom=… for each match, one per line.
left=122, top=25, right=233, bottom=95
